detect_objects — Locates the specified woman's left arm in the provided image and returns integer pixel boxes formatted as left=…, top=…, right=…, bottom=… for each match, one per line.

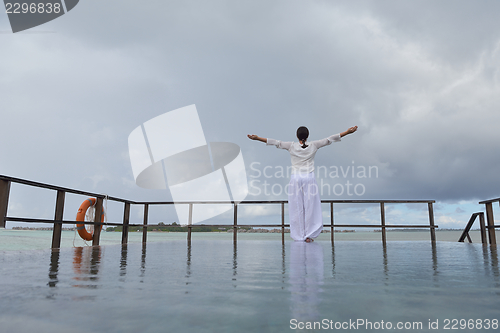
left=340, top=126, right=358, bottom=137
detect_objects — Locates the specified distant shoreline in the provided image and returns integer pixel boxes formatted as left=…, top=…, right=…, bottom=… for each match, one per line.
left=11, top=226, right=75, bottom=231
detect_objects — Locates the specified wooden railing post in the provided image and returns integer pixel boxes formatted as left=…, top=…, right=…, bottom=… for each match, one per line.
left=485, top=203, right=496, bottom=245
left=459, top=213, right=478, bottom=243
left=51, top=190, right=65, bottom=248
left=142, top=204, right=149, bottom=243
left=187, top=203, right=193, bottom=244
left=122, top=202, right=130, bottom=244
left=479, top=212, right=487, bottom=244
left=281, top=202, right=285, bottom=245
left=233, top=203, right=238, bottom=244
left=330, top=202, right=334, bottom=244
left=428, top=202, right=436, bottom=242
left=0, top=179, right=11, bottom=228
left=380, top=202, right=386, bottom=244
left=92, top=197, right=103, bottom=246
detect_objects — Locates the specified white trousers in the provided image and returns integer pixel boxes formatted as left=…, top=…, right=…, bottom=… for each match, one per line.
left=288, top=172, right=323, bottom=241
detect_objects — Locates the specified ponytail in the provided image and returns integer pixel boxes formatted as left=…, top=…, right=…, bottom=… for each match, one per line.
left=297, top=126, right=309, bottom=149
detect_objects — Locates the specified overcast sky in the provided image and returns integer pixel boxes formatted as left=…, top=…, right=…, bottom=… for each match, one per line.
left=1, top=0, right=500, bottom=230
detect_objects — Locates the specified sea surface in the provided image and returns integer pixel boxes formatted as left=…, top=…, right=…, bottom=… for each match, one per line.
left=0, top=231, right=499, bottom=332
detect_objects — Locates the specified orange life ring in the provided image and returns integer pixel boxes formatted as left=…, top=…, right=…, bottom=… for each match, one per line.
left=76, top=198, right=104, bottom=241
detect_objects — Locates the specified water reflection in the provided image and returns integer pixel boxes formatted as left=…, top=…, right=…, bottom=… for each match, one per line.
left=482, top=245, right=490, bottom=276
left=289, top=242, right=324, bottom=322
left=140, top=243, right=147, bottom=282
left=382, top=243, right=389, bottom=283
left=232, top=242, right=237, bottom=286
left=72, top=246, right=102, bottom=289
left=185, top=242, right=191, bottom=292
left=486, top=245, right=500, bottom=290
left=330, top=243, right=335, bottom=279
left=462, top=243, right=499, bottom=287
left=47, top=249, right=60, bottom=288
left=120, top=244, right=128, bottom=281
left=281, top=242, right=286, bottom=289
left=431, top=242, right=439, bottom=286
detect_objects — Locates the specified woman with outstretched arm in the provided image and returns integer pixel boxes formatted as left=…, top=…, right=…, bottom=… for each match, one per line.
left=247, top=126, right=358, bottom=242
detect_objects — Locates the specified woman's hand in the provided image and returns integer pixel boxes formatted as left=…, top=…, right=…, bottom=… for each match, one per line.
left=247, top=134, right=267, bottom=143
left=347, top=126, right=358, bottom=134
left=340, top=126, right=358, bottom=137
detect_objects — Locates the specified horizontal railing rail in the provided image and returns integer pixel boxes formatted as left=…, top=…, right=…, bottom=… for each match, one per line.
left=0, top=175, right=130, bottom=203
left=133, top=199, right=436, bottom=204
left=0, top=174, right=438, bottom=248
left=479, top=198, right=500, bottom=204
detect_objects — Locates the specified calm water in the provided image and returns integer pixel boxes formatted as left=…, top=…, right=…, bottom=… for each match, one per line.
left=0, top=236, right=499, bottom=332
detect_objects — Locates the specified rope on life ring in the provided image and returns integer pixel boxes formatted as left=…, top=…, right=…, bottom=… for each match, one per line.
left=76, top=198, right=104, bottom=241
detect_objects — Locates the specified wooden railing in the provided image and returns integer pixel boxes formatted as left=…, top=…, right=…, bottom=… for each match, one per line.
left=0, top=175, right=438, bottom=248
left=476, top=198, right=500, bottom=245
left=458, top=212, right=487, bottom=244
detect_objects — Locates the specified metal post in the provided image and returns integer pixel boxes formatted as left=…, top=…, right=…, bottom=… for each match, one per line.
left=281, top=202, right=285, bottom=245
left=51, top=190, right=65, bottom=249
left=92, top=197, right=103, bottom=246
left=485, top=203, right=496, bottom=245
left=122, top=202, right=130, bottom=244
left=428, top=202, right=436, bottom=242
left=233, top=203, right=238, bottom=244
left=380, top=202, right=386, bottom=244
left=330, top=202, right=334, bottom=244
left=0, top=180, right=11, bottom=228
left=142, top=204, right=149, bottom=243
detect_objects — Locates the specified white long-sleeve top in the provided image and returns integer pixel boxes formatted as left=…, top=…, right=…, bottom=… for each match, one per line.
left=266, top=133, right=341, bottom=174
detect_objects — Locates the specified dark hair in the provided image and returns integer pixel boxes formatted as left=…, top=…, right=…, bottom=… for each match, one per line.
left=296, top=126, right=309, bottom=149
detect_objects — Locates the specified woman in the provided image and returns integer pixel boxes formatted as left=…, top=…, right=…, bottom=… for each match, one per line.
left=247, top=125, right=358, bottom=242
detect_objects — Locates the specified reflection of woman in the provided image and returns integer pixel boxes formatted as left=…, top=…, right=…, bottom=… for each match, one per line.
left=248, top=126, right=357, bottom=242
left=289, top=241, right=324, bottom=321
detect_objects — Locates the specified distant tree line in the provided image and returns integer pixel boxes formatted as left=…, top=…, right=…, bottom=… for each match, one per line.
left=106, top=222, right=251, bottom=233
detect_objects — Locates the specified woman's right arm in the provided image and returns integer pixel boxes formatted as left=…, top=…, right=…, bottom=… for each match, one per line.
left=247, top=134, right=267, bottom=143
left=248, top=135, right=292, bottom=150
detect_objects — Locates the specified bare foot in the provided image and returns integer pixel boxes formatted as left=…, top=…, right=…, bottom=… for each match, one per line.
left=305, top=238, right=312, bottom=243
